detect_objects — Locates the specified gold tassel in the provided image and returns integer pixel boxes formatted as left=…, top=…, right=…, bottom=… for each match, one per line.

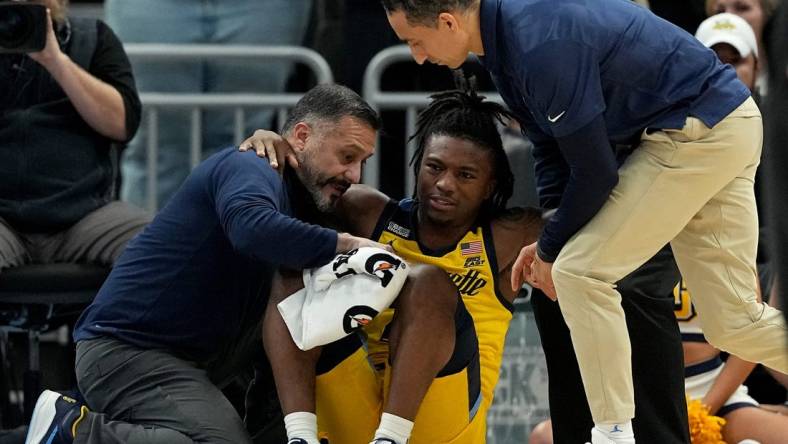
left=687, top=397, right=727, bottom=444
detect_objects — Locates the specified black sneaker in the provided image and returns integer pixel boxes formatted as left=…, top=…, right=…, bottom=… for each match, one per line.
left=24, top=390, right=88, bottom=444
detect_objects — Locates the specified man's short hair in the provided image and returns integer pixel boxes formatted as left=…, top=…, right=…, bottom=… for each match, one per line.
left=282, top=84, right=381, bottom=134
left=381, top=0, right=479, bottom=26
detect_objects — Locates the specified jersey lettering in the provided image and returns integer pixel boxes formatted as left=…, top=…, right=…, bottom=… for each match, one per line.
left=449, top=269, right=488, bottom=296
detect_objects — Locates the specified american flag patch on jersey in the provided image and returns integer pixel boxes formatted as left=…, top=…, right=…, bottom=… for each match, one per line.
left=460, top=241, right=483, bottom=256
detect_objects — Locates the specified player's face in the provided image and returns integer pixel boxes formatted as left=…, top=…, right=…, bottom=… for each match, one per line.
left=417, top=135, right=495, bottom=226
left=712, top=43, right=758, bottom=91
left=296, top=116, right=376, bottom=212
left=711, top=0, right=765, bottom=43
left=387, top=10, right=470, bottom=69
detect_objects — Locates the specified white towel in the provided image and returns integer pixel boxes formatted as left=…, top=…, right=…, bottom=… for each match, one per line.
left=278, top=247, right=408, bottom=351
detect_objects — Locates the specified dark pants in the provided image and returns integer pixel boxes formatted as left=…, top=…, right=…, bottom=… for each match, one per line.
left=74, top=335, right=286, bottom=444
left=74, top=305, right=286, bottom=443
left=532, top=246, right=689, bottom=444
left=75, top=337, right=253, bottom=444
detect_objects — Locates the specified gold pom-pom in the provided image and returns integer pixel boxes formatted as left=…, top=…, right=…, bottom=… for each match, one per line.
left=687, top=397, right=727, bottom=444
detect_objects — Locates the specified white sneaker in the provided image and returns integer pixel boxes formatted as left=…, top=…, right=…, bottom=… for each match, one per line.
left=588, top=427, right=635, bottom=444
left=24, top=390, right=87, bottom=444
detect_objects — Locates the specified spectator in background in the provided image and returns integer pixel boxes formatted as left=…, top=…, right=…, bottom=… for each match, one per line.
left=706, top=0, right=779, bottom=93
left=696, top=13, right=760, bottom=113
left=105, top=0, right=312, bottom=209
left=0, top=1, right=149, bottom=276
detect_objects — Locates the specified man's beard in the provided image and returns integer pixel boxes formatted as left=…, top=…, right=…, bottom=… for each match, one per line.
left=309, top=184, right=333, bottom=213
left=300, top=160, right=350, bottom=213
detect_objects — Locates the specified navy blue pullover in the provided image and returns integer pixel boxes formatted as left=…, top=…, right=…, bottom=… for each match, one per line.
left=73, top=148, right=337, bottom=361
left=478, top=0, right=750, bottom=261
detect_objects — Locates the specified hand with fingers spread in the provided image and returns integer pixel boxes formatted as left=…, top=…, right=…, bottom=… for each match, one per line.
left=510, top=241, right=557, bottom=300
left=238, top=129, right=298, bottom=170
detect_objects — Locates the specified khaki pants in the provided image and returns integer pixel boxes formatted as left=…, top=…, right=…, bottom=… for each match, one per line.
left=0, top=201, right=150, bottom=270
left=552, top=97, right=788, bottom=423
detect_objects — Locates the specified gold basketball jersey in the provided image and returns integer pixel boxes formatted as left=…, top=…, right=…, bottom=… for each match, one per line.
left=367, top=199, right=514, bottom=409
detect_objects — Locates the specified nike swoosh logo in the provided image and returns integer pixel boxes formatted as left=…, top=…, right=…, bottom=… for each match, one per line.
left=547, top=110, right=566, bottom=123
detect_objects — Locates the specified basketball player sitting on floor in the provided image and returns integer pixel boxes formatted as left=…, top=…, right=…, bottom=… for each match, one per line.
left=241, top=89, right=543, bottom=444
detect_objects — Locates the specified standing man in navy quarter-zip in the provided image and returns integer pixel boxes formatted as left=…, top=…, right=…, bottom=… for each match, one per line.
left=381, top=1, right=788, bottom=443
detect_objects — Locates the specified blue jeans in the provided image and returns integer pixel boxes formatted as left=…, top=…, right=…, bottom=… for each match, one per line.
left=106, top=0, right=312, bottom=209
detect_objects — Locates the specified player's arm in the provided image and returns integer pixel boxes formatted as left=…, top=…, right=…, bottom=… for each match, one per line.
left=239, top=129, right=299, bottom=170
left=492, top=207, right=545, bottom=303
left=702, top=356, right=757, bottom=415
left=334, top=185, right=391, bottom=239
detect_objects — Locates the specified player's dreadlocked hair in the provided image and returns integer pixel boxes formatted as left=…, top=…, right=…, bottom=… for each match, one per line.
left=410, top=86, right=516, bottom=219
left=381, top=0, right=479, bottom=26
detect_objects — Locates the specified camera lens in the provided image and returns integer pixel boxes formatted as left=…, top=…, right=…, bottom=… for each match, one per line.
left=0, top=6, right=33, bottom=48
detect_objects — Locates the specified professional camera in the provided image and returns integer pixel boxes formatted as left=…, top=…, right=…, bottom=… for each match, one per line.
left=0, top=2, right=47, bottom=54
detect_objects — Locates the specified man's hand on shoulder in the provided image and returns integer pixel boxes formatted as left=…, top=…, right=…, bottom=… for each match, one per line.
left=336, top=232, right=393, bottom=254
left=239, top=129, right=298, bottom=170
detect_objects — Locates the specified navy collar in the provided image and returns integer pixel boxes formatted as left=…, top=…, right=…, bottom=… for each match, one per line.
left=478, top=0, right=502, bottom=74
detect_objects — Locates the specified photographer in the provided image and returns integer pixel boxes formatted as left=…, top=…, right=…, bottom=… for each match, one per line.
left=0, top=0, right=149, bottom=275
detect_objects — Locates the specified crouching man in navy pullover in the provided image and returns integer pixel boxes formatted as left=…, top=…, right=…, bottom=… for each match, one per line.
left=25, top=84, right=386, bottom=444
